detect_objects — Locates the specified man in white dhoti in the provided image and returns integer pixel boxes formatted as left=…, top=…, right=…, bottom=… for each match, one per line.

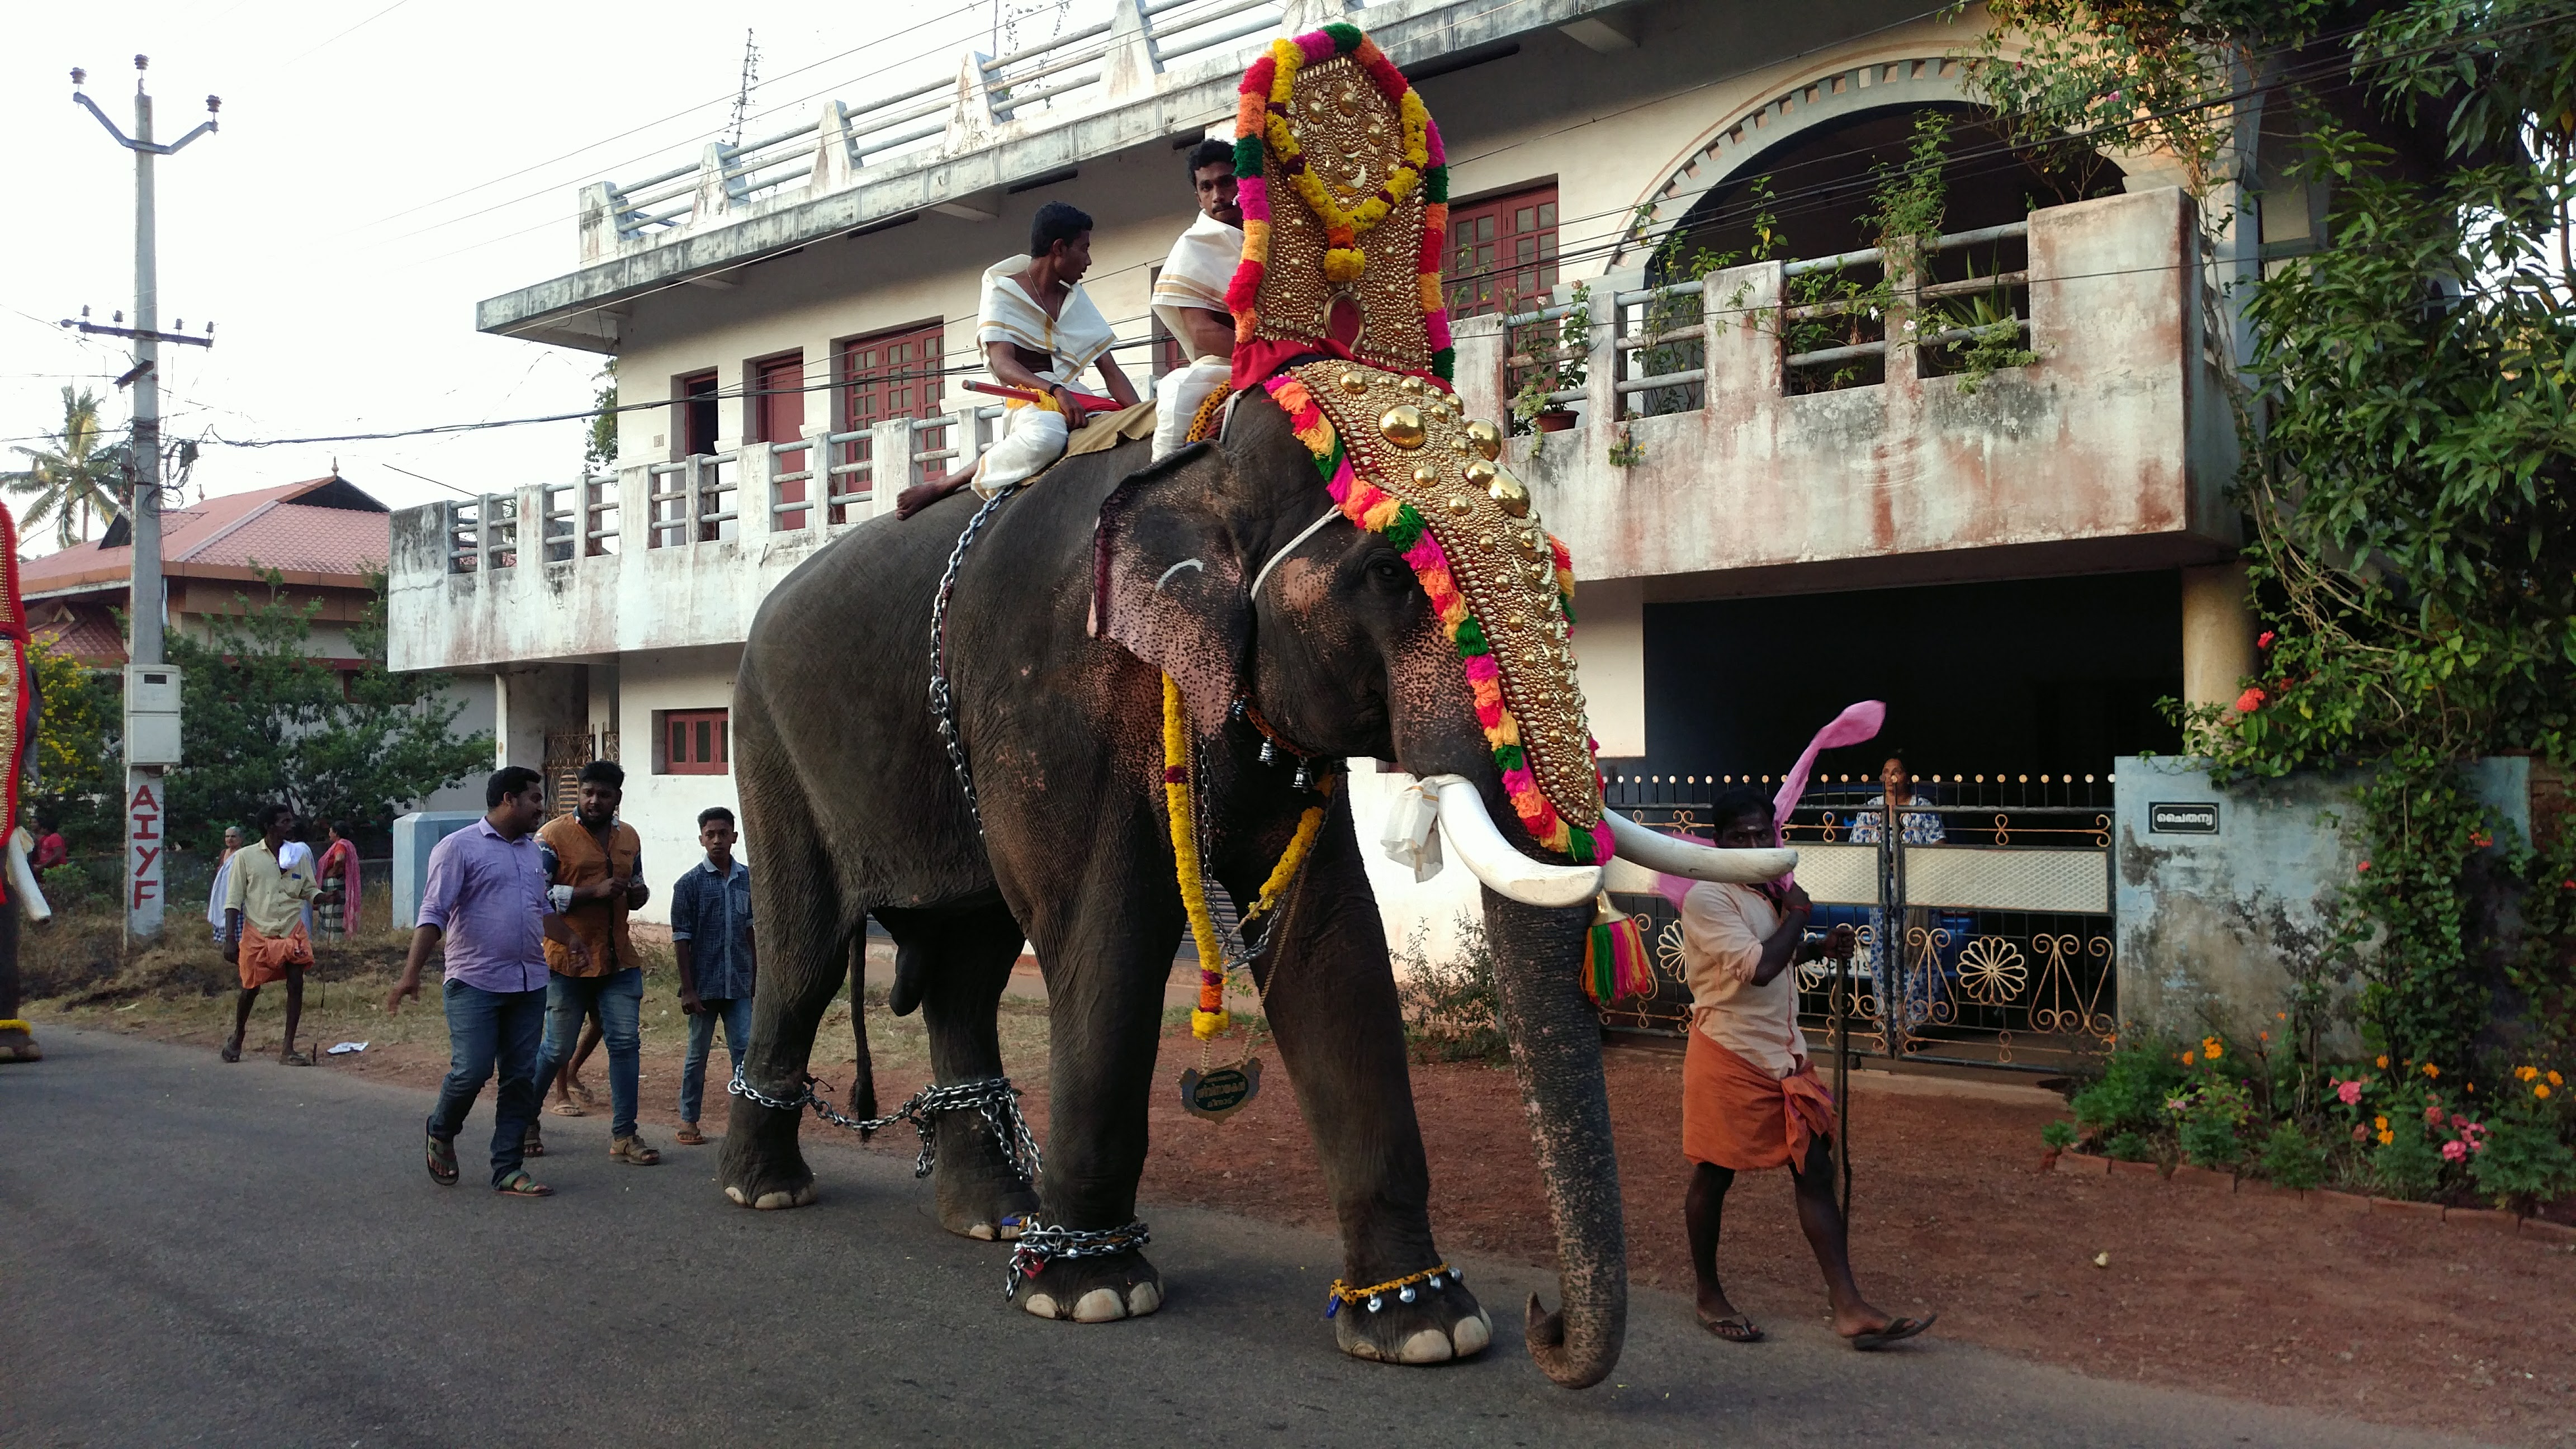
left=1150, top=139, right=1246, bottom=458
left=904, top=202, right=1136, bottom=515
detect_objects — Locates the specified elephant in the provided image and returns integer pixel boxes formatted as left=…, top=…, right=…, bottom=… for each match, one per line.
left=717, top=388, right=1786, bottom=1387
left=1, top=655, right=49, bottom=1065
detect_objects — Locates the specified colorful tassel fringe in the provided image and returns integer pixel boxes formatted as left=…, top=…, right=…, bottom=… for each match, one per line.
left=1581, top=896, right=1652, bottom=1007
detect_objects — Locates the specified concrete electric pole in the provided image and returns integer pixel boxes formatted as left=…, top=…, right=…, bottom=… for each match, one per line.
left=69, top=57, right=217, bottom=942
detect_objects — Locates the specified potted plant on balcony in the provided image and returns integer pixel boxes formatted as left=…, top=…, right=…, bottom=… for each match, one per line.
left=1508, top=282, right=1590, bottom=449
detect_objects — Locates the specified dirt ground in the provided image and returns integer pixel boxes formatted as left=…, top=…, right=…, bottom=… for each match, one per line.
left=26, top=938, right=2576, bottom=1447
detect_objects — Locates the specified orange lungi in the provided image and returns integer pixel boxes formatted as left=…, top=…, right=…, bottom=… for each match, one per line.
left=238, top=920, right=314, bottom=989
left=1681, top=1025, right=1836, bottom=1172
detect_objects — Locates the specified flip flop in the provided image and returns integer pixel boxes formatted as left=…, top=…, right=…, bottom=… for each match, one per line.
left=1849, top=1313, right=1936, bottom=1351
left=425, top=1134, right=459, bottom=1186
left=548, top=1100, right=586, bottom=1117
left=1699, top=1314, right=1764, bottom=1343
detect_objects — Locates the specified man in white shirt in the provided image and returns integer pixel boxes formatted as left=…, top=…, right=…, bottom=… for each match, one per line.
left=1677, top=785, right=1931, bottom=1352
left=899, top=202, right=1139, bottom=519
left=1149, top=138, right=1244, bottom=458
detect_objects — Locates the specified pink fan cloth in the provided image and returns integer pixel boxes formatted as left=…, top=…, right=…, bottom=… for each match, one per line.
left=1651, top=701, right=1886, bottom=909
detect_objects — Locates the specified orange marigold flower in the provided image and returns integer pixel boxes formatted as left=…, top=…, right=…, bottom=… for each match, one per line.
left=2551, top=1071, right=2565, bottom=1086
left=2376, top=1055, right=2390, bottom=1068
left=2423, top=1063, right=2440, bottom=1078
left=2541, top=1083, right=2555, bottom=1100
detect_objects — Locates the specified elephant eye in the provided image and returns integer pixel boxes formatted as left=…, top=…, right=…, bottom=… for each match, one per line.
left=1366, top=555, right=1411, bottom=590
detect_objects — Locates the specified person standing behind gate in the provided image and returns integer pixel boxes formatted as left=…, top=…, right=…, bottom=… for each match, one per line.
left=529, top=760, right=659, bottom=1166
left=1847, top=754, right=1945, bottom=1033
left=669, top=805, right=754, bottom=1146
left=386, top=766, right=590, bottom=1197
left=1679, top=785, right=1933, bottom=1352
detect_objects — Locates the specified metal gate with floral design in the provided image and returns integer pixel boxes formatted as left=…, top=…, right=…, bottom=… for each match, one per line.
left=1598, top=772, right=2119, bottom=1073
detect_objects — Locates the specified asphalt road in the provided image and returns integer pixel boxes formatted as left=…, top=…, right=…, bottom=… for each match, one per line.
left=1, top=1027, right=2499, bottom=1449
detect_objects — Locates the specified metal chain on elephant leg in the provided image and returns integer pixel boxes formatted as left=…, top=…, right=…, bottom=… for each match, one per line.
left=927, top=482, right=1021, bottom=836
left=727, top=1071, right=1041, bottom=1182
left=1004, top=1219, right=1154, bottom=1301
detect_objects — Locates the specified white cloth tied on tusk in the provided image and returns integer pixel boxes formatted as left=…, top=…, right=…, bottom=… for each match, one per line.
left=1380, top=775, right=1446, bottom=883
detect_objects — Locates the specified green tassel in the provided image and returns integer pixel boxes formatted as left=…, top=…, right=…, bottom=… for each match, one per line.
left=1234, top=135, right=1265, bottom=177
left=1323, top=22, right=1363, bottom=53
left=1453, top=617, right=1488, bottom=654
left=1431, top=347, right=1455, bottom=381
left=1384, top=502, right=1426, bottom=551
left=1425, top=165, right=1449, bottom=205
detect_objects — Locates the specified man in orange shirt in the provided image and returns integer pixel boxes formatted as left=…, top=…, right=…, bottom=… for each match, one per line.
left=528, top=760, right=658, bottom=1166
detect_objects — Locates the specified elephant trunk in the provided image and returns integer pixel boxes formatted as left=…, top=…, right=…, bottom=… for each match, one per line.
left=1479, top=884, right=1626, bottom=1389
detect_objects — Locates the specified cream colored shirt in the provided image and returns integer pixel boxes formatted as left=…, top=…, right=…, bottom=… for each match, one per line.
left=1678, top=880, right=1806, bottom=1079
left=976, top=254, right=1115, bottom=386
left=1151, top=212, right=1244, bottom=362
left=223, top=839, right=318, bottom=937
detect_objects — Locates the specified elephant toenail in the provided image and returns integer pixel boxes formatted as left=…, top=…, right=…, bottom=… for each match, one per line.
left=1072, top=1288, right=1128, bottom=1323
left=1126, top=1280, right=1162, bottom=1315
left=724, top=1186, right=747, bottom=1206
left=753, top=1190, right=798, bottom=1210
left=1452, top=1310, right=1493, bottom=1356
left=968, top=1222, right=997, bottom=1241
left=1399, top=1329, right=1455, bottom=1364
left=1022, top=1292, right=1059, bottom=1318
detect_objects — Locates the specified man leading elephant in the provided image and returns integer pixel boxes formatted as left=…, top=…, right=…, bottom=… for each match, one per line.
left=529, top=760, right=659, bottom=1167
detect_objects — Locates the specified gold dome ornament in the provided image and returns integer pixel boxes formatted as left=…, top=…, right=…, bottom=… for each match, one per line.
left=1462, top=459, right=1497, bottom=487
left=1412, top=463, right=1439, bottom=486
left=1488, top=468, right=1532, bottom=518
left=1463, top=419, right=1503, bottom=461
left=1338, top=371, right=1370, bottom=396
left=1378, top=405, right=1427, bottom=449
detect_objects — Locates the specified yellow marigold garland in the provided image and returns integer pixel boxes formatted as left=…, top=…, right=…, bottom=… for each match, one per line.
left=1164, top=674, right=1333, bottom=1040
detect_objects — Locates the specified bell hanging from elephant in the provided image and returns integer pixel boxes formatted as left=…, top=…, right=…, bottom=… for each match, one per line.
left=716, top=21, right=1791, bottom=1388
left=0, top=499, right=56, bottom=1066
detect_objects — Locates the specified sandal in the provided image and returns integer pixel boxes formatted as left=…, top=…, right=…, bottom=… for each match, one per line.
left=1849, top=1314, right=1936, bottom=1351
left=611, top=1135, right=662, bottom=1166
left=425, top=1134, right=459, bottom=1187
left=548, top=1099, right=586, bottom=1117
left=674, top=1122, right=706, bottom=1145
left=494, top=1169, right=553, bottom=1197
left=1700, top=1314, right=1764, bottom=1344
left=522, top=1126, right=546, bottom=1158
left=571, top=1081, right=601, bottom=1107
left=221, top=1039, right=243, bottom=1063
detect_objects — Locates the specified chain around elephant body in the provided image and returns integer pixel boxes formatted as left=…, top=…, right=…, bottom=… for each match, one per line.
left=928, top=482, right=1021, bottom=836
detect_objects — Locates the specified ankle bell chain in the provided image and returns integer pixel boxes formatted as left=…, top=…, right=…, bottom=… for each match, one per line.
left=1324, top=1262, right=1458, bottom=1318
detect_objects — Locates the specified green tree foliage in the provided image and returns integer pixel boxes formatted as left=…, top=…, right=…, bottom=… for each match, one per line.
left=162, top=570, right=491, bottom=849
left=22, top=639, right=122, bottom=851
left=1972, top=0, right=2576, bottom=1071
left=4, top=386, right=129, bottom=548
left=586, top=359, right=619, bottom=472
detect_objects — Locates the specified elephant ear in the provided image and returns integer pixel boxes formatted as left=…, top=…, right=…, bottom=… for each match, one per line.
left=1092, top=442, right=1248, bottom=736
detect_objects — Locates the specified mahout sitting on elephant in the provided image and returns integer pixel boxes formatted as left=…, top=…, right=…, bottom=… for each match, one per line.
left=715, top=22, right=1789, bottom=1388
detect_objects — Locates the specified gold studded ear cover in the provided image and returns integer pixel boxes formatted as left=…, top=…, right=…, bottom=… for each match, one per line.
left=1264, top=363, right=1611, bottom=864
left=1227, top=24, right=1453, bottom=391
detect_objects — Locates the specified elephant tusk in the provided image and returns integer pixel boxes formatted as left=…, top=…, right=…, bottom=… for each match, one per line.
left=1604, top=809, right=1797, bottom=884
left=1419, top=775, right=1602, bottom=909
left=7, top=828, right=51, bottom=924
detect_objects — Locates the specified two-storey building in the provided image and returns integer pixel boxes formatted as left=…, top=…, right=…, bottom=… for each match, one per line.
left=394, top=0, right=2284, bottom=925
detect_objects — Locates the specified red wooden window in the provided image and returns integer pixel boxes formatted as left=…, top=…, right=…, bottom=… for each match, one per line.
left=660, top=708, right=730, bottom=775
left=839, top=323, right=947, bottom=523
left=1443, top=184, right=1559, bottom=319
left=754, top=352, right=809, bottom=530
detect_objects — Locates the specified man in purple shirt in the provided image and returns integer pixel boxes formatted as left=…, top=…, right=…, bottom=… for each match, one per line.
left=386, top=766, right=590, bottom=1196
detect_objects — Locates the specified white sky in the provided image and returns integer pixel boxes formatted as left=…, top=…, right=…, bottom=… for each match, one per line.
left=2, top=0, right=1106, bottom=553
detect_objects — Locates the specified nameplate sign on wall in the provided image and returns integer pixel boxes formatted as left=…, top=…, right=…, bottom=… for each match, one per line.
left=2149, top=802, right=2220, bottom=835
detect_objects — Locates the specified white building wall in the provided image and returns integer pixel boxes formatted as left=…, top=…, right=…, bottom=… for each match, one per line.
left=616, top=645, right=743, bottom=926
left=418, top=671, right=498, bottom=815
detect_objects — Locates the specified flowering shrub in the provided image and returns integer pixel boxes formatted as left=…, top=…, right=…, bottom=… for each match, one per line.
left=2167, top=1077, right=2255, bottom=1168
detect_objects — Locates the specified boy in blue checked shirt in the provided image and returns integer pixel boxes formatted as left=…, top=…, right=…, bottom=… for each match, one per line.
left=670, top=806, right=755, bottom=1145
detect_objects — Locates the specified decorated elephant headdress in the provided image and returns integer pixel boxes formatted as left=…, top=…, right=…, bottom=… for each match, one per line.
left=1221, top=23, right=1612, bottom=867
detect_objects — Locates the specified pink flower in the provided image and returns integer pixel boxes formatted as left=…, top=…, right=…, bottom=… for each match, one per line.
left=2257, top=631, right=2276, bottom=650
left=2351, top=1123, right=2370, bottom=1142
left=2236, top=686, right=2267, bottom=713
left=2450, top=1114, right=2470, bottom=1130
left=2441, top=1139, right=2468, bottom=1163
left=2424, top=1104, right=2445, bottom=1125
left=2337, top=1079, right=2364, bottom=1106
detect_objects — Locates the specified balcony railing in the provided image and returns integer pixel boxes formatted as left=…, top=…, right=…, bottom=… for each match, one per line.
left=580, top=0, right=1299, bottom=259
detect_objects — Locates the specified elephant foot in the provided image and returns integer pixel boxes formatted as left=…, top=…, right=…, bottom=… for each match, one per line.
left=717, top=1093, right=819, bottom=1210
left=0, top=1026, right=39, bottom=1064
left=1015, top=1247, right=1163, bottom=1323
left=931, top=1106, right=1038, bottom=1242
left=1334, top=1273, right=1493, bottom=1366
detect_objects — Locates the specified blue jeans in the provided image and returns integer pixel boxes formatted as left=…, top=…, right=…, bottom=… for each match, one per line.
left=679, top=996, right=754, bottom=1124
left=425, top=982, right=548, bottom=1188
left=533, top=966, right=643, bottom=1140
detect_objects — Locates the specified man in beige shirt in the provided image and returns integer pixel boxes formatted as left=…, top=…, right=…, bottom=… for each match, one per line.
left=222, top=802, right=320, bottom=1066
left=1677, top=785, right=1930, bottom=1352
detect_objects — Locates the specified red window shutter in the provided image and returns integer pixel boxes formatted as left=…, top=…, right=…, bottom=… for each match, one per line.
left=1442, top=184, right=1559, bottom=320
left=838, top=323, right=948, bottom=523
left=659, top=709, right=732, bottom=775
left=757, top=353, right=808, bottom=529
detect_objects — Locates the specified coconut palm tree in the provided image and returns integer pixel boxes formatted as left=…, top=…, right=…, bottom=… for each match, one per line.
left=4, top=386, right=129, bottom=549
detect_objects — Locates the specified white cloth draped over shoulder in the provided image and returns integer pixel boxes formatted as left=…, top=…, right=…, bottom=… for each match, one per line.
left=1150, top=214, right=1244, bottom=460
left=971, top=254, right=1118, bottom=495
